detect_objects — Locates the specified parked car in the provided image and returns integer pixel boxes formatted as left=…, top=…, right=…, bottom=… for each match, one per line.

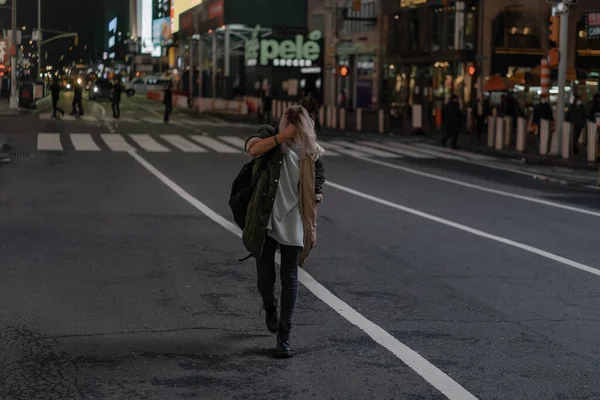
left=125, top=76, right=171, bottom=97
left=89, top=79, right=113, bottom=101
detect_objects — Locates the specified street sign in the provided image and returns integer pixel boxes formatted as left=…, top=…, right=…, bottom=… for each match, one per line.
left=0, top=40, right=7, bottom=64
left=32, top=30, right=42, bottom=42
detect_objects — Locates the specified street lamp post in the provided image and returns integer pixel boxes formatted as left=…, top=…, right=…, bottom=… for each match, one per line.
left=10, top=0, right=18, bottom=109
left=38, top=0, right=41, bottom=79
left=554, top=1, right=571, bottom=153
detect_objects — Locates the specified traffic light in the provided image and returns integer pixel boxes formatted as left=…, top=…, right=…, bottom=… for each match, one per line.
left=352, top=0, right=361, bottom=11
left=468, top=64, right=478, bottom=77
left=549, top=15, right=560, bottom=44
left=340, top=65, right=349, bottom=77
left=549, top=48, right=559, bottom=67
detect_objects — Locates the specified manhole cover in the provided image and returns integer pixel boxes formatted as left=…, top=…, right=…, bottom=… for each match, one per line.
left=5, top=151, right=34, bottom=159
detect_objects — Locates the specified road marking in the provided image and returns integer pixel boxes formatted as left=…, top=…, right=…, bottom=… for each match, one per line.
left=142, top=117, right=163, bottom=124
left=190, top=135, right=240, bottom=153
left=37, top=133, right=63, bottom=151
left=341, top=154, right=600, bottom=218
left=330, top=140, right=402, bottom=158
left=327, top=180, right=600, bottom=278
left=129, top=134, right=170, bottom=152
left=320, top=140, right=378, bottom=158
left=218, top=136, right=247, bottom=150
left=416, top=143, right=495, bottom=161
left=128, top=150, right=478, bottom=400
left=360, top=141, right=433, bottom=159
left=80, top=115, right=98, bottom=123
left=70, top=134, right=100, bottom=151
left=160, top=135, right=207, bottom=152
left=100, top=134, right=135, bottom=151
left=388, top=143, right=465, bottom=160
left=61, top=114, right=77, bottom=121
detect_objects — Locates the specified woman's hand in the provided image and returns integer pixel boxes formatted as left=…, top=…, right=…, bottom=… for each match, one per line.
left=278, top=125, right=296, bottom=142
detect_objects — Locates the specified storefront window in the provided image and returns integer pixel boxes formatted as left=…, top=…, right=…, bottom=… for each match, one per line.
left=408, top=9, right=420, bottom=51
left=431, top=8, right=443, bottom=51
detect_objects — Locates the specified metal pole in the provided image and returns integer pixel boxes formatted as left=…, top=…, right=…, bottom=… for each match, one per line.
left=197, top=35, right=203, bottom=99
left=188, top=39, right=193, bottom=106
left=37, top=0, right=41, bottom=79
left=556, top=6, right=569, bottom=151
left=212, top=32, right=217, bottom=98
left=9, top=0, right=17, bottom=109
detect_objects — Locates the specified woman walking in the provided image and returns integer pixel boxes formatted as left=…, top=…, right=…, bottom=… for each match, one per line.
left=244, top=106, right=326, bottom=357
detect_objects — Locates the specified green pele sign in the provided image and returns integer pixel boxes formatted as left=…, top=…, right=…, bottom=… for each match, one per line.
left=245, top=26, right=322, bottom=67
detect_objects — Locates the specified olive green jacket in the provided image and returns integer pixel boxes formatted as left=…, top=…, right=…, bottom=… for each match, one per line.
left=243, top=124, right=325, bottom=265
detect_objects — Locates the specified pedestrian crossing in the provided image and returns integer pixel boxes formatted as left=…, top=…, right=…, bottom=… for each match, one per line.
left=38, top=113, right=258, bottom=128
left=33, top=133, right=491, bottom=162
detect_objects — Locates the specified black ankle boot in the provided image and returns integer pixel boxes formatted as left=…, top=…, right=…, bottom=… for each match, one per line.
left=276, top=322, right=293, bottom=358
left=260, top=300, right=278, bottom=334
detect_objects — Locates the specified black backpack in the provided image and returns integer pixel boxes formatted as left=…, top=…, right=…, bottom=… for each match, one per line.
left=229, top=124, right=278, bottom=231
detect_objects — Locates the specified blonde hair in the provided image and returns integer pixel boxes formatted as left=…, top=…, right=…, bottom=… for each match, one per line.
left=279, top=105, right=318, bottom=159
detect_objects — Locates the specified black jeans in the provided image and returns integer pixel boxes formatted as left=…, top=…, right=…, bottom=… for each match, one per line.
left=112, top=101, right=120, bottom=118
left=256, top=235, right=300, bottom=326
left=72, top=99, right=83, bottom=115
left=442, top=128, right=459, bottom=149
left=52, top=97, right=64, bottom=117
left=164, top=106, right=172, bottom=121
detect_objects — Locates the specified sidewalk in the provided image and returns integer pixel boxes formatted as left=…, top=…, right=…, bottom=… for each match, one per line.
left=0, top=100, right=19, bottom=116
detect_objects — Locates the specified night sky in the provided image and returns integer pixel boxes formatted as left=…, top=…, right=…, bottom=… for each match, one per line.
left=0, top=0, right=105, bottom=68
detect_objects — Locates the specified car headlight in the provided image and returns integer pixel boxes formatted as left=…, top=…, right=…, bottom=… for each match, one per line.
left=93, top=87, right=98, bottom=93
left=77, top=78, right=82, bottom=84
left=66, top=84, right=71, bottom=89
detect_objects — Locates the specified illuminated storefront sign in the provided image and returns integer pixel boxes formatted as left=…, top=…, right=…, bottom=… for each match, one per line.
left=401, top=0, right=426, bottom=7
left=587, top=11, right=600, bottom=38
left=245, top=27, right=323, bottom=68
left=108, top=17, right=117, bottom=49
left=140, top=0, right=154, bottom=54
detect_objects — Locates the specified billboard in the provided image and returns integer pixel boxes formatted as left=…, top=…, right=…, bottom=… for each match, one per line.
left=172, top=0, right=202, bottom=33
left=140, top=0, right=154, bottom=54
left=153, top=17, right=172, bottom=46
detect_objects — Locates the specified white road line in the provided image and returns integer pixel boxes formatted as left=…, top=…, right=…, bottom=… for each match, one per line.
left=61, top=114, right=77, bottom=121
left=416, top=143, right=495, bottom=161
left=320, top=140, right=381, bottom=158
left=327, top=180, right=600, bottom=278
left=70, top=134, right=100, bottom=151
left=80, top=115, right=98, bottom=123
left=100, top=134, right=135, bottom=151
left=128, top=150, right=478, bottom=400
left=190, top=135, right=240, bottom=153
left=342, top=154, right=600, bottom=218
left=218, top=136, right=247, bottom=150
left=129, top=134, right=170, bottom=152
left=388, top=143, right=465, bottom=160
left=142, top=117, right=163, bottom=124
left=160, top=135, right=207, bottom=152
left=330, top=140, right=402, bottom=158
left=360, top=141, right=433, bottom=159
left=37, top=133, right=63, bottom=151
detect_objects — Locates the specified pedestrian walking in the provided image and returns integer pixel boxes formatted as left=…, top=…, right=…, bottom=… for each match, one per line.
left=71, top=80, right=84, bottom=116
left=566, top=96, right=587, bottom=154
left=243, top=105, right=326, bottom=358
left=50, top=79, right=65, bottom=119
left=441, top=94, right=464, bottom=149
left=163, top=82, right=173, bottom=122
left=112, top=79, right=122, bottom=119
left=301, top=90, right=321, bottom=132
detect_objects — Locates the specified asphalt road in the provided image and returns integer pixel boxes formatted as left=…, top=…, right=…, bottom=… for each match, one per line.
left=2, top=95, right=600, bottom=400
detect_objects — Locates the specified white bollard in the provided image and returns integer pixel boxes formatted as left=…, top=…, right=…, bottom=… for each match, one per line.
left=561, top=121, right=572, bottom=159
left=540, top=118, right=550, bottom=155
left=332, top=107, right=338, bottom=129
left=516, top=117, right=527, bottom=152
left=327, top=106, right=333, bottom=128
left=588, top=121, right=598, bottom=162
left=487, top=116, right=495, bottom=147
left=378, top=109, right=385, bottom=134
left=357, top=108, right=363, bottom=132
left=549, top=123, right=560, bottom=155
left=339, top=108, right=346, bottom=131
left=412, top=104, right=423, bottom=129
left=495, top=117, right=504, bottom=150
left=319, top=107, right=325, bottom=127
left=504, top=117, right=513, bottom=146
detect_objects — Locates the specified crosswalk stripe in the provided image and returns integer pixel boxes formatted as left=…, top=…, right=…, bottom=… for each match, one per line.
left=219, top=136, right=247, bottom=150
left=100, top=134, right=135, bottom=151
left=359, top=141, right=433, bottom=159
left=70, top=134, right=100, bottom=151
left=38, top=133, right=63, bottom=151
left=61, top=114, right=77, bottom=121
left=142, top=117, right=163, bottom=124
left=129, top=134, right=170, bottom=152
left=415, top=143, right=494, bottom=161
left=400, top=143, right=464, bottom=160
left=319, top=140, right=371, bottom=158
left=80, top=115, right=97, bottom=122
left=329, top=140, right=402, bottom=158
left=190, top=135, right=240, bottom=153
left=160, top=135, right=207, bottom=152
